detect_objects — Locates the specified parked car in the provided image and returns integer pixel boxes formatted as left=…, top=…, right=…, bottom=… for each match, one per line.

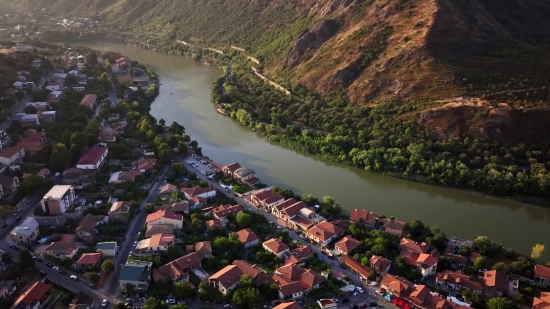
left=58, top=270, right=67, bottom=275
left=126, top=298, right=135, bottom=302
left=52, top=266, right=59, bottom=271
left=69, top=275, right=77, bottom=280
left=166, top=299, right=176, bottom=304
left=45, top=263, right=53, bottom=268
left=339, top=263, right=347, bottom=269
left=139, top=297, right=146, bottom=301
left=102, top=299, right=108, bottom=307
left=353, top=292, right=358, bottom=298
left=357, top=287, right=364, bottom=293
left=370, top=281, right=378, bottom=286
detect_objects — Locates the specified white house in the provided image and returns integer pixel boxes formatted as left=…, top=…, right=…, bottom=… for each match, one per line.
left=27, top=102, right=49, bottom=109
left=181, top=186, right=217, bottom=200
left=76, top=147, right=108, bottom=170
left=12, top=81, right=27, bottom=90
left=45, top=83, right=63, bottom=91
left=236, top=228, right=260, bottom=248
left=0, top=146, right=25, bottom=166
left=72, top=86, right=85, bottom=92
left=145, top=210, right=183, bottom=229
left=41, top=185, right=77, bottom=215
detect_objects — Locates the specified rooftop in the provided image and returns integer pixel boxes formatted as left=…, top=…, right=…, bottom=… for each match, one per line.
left=146, top=209, right=183, bottom=223
left=236, top=228, right=259, bottom=244
left=79, top=94, right=97, bottom=106
left=263, top=238, right=290, bottom=254
left=43, top=185, right=72, bottom=200
left=77, top=147, right=107, bottom=166
left=11, top=217, right=38, bottom=236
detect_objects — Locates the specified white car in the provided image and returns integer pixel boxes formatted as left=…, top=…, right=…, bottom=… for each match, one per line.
left=352, top=292, right=358, bottom=298
left=102, top=299, right=108, bottom=307
left=357, top=287, right=364, bottom=293
left=166, top=299, right=176, bottom=304
left=52, top=266, right=59, bottom=271
left=70, top=275, right=77, bottom=280
left=370, top=281, right=378, bottom=286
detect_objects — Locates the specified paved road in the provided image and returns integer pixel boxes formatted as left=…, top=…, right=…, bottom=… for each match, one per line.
left=108, top=75, right=118, bottom=107
left=180, top=156, right=392, bottom=307
left=103, top=165, right=170, bottom=297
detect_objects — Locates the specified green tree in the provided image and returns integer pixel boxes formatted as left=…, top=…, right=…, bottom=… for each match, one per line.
left=173, top=282, right=194, bottom=300
left=114, top=303, right=127, bottom=309
left=145, top=203, right=155, bottom=213
left=170, top=305, right=187, bottom=309
left=19, top=249, right=34, bottom=269
left=492, top=262, right=509, bottom=272
left=474, top=256, right=485, bottom=269
left=231, top=287, right=263, bottom=309
left=143, top=298, right=168, bottom=309
left=50, top=143, right=72, bottom=171
left=88, top=272, right=99, bottom=283
left=531, top=244, right=545, bottom=260
left=236, top=213, right=252, bottom=229
left=70, top=132, right=87, bottom=154
left=487, top=298, right=518, bottom=309
left=0, top=205, right=13, bottom=224
left=1, top=252, right=12, bottom=263
left=157, top=143, right=173, bottom=163
left=101, top=260, right=115, bottom=275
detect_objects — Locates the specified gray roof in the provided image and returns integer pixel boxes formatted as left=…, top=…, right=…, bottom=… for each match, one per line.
left=119, top=261, right=152, bottom=282
left=11, top=217, right=38, bottom=236
left=96, top=242, right=117, bottom=250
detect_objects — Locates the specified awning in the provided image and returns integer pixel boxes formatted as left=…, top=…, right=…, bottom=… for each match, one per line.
left=398, top=300, right=405, bottom=307
left=385, top=294, right=393, bottom=301
left=392, top=298, right=398, bottom=304
left=404, top=305, right=411, bottom=309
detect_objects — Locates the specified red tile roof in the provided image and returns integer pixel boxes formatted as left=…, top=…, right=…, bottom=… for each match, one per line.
left=181, top=185, right=216, bottom=197
left=535, top=264, right=550, bottom=279
left=370, top=255, right=392, bottom=273
left=343, top=257, right=371, bottom=279
left=0, top=145, right=24, bottom=159
left=279, top=281, right=304, bottom=296
left=76, top=253, right=102, bottom=265
left=77, top=147, right=107, bottom=166
left=436, top=270, right=483, bottom=292
left=80, top=94, right=97, bottom=106
left=263, top=238, right=290, bottom=254
left=224, top=162, right=242, bottom=172
left=212, top=204, right=243, bottom=218
left=306, top=221, right=344, bottom=242
left=236, top=228, right=259, bottom=244
left=137, top=158, right=157, bottom=170
left=146, top=210, right=183, bottom=223
left=273, top=302, right=303, bottom=309
left=15, top=281, right=50, bottom=305
left=399, top=238, right=430, bottom=253
left=206, top=219, right=223, bottom=230
left=335, top=236, right=361, bottom=254
left=349, top=209, right=376, bottom=225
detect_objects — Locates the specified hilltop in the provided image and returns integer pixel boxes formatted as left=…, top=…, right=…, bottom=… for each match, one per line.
left=3, top=0, right=550, bottom=143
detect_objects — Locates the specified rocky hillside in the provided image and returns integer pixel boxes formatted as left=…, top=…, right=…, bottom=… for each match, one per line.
left=5, top=0, right=550, bottom=142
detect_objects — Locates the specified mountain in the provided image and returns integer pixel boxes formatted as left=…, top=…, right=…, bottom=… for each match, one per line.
left=5, top=0, right=550, bottom=143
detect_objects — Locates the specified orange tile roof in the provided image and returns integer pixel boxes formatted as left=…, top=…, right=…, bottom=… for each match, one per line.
left=399, top=238, right=430, bottom=253
left=76, top=253, right=102, bottom=265
left=370, top=255, right=392, bottom=273
left=343, top=257, right=371, bottom=279
left=273, top=302, right=303, bottom=309
left=15, top=281, right=50, bottom=305
left=206, top=219, right=223, bottom=230
left=80, top=94, right=97, bottom=106
left=306, top=221, right=344, bottom=242
left=436, top=270, right=483, bottom=292
left=146, top=209, right=183, bottom=223
left=349, top=209, right=376, bottom=225
left=195, top=241, right=212, bottom=255
left=213, top=204, right=243, bottom=218
left=224, top=162, right=242, bottom=172
left=181, top=185, right=216, bottom=197
left=533, top=292, right=550, bottom=309
left=263, top=238, right=290, bottom=254
left=335, top=236, right=361, bottom=254
left=236, top=228, right=259, bottom=244
left=150, top=233, right=175, bottom=247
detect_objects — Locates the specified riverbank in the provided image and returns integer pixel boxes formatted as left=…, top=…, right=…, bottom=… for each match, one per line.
left=64, top=40, right=550, bottom=259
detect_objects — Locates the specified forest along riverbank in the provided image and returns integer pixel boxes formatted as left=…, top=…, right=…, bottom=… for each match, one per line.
left=74, top=40, right=550, bottom=258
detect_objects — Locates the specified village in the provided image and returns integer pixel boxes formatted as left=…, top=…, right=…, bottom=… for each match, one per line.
left=0, top=36, right=546, bottom=309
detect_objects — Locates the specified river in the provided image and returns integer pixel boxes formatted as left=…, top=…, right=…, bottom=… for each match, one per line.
left=76, top=40, right=549, bottom=257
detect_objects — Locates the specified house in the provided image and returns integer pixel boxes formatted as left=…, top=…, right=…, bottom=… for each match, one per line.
left=233, top=167, right=260, bottom=185
left=222, top=162, right=242, bottom=178
left=284, top=246, right=313, bottom=266
left=274, top=302, right=303, bottom=309
left=61, top=168, right=84, bottom=185
left=119, top=261, right=153, bottom=290
left=343, top=257, right=372, bottom=283
left=111, top=64, right=121, bottom=73
left=236, top=228, right=260, bottom=248
left=195, top=241, right=213, bottom=258
left=272, top=199, right=306, bottom=222
left=41, top=185, right=77, bottom=215
left=349, top=209, right=376, bottom=227
left=305, top=221, right=344, bottom=247
left=137, top=158, right=157, bottom=172
left=212, top=204, right=243, bottom=219
left=45, top=82, right=63, bottom=91
left=170, top=201, right=190, bottom=214
left=0, top=280, right=17, bottom=298
left=135, top=233, right=175, bottom=255
left=483, top=270, right=518, bottom=297
left=76, top=78, right=87, bottom=85
left=263, top=238, right=290, bottom=259
left=533, top=292, right=550, bottom=309
left=152, top=252, right=201, bottom=282
left=159, top=184, right=178, bottom=195
left=79, top=94, right=97, bottom=110
left=77, top=147, right=108, bottom=170
left=370, top=255, right=392, bottom=276
left=0, top=176, right=20, bottom=197
left=75, top=214, right=107, bottom=241
left=133, top=76, right=150, bottom=88
left=17, top=140, right=42, bottom=156
left=436, top=270, right=483, bottom=294
left=42, top=236, right=81, bottom=258
left=0, top=131, right=11, bottom=151
left=37, top=168, right=51, bottom=178
left=399, top=238, right=438, bottom=279
left=334, top=236, right=361, bottom=256
left=146, top=210, right=183, bottom=229
left=109, top=171, right=135, bottom=184
left=10, top=217, right=39, bottom=245
left=98, top=128, right=116, bottom=143
left=317, top=300, right=337, bottom=309
left=253, top=190, right=285, bottom=209
left=0, top=146, right=25, bottom=166
left=12, top=81, right=27, bottom=90
left=116, top=57, right=132, bottom=67
left=72, top=86, right=85, bottom=92
left=209, top=260, right=272, bottom=295
left=19, top=114, right=40, bottom=126
left=146, top=224, right=174, bottom=238
left=181, top=185, right=217, bottom=200
left=535, top=264, right=550, bottom=287
left=384, top=220, right=406, bottom=236
left=445, top=253, right=468, bottom=269
left=109, top=201, right=132, bottom=222
left=48, top=90, right=64, bottom=102
left=96, top=242, right=119, bottom=257
left=75, top=252, right=102, bottom=268
left=206, top=219, right=224, bottom=230
left=10, top=281, right=50, bottom=309
left=273, top=264, right=325, bottom=299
